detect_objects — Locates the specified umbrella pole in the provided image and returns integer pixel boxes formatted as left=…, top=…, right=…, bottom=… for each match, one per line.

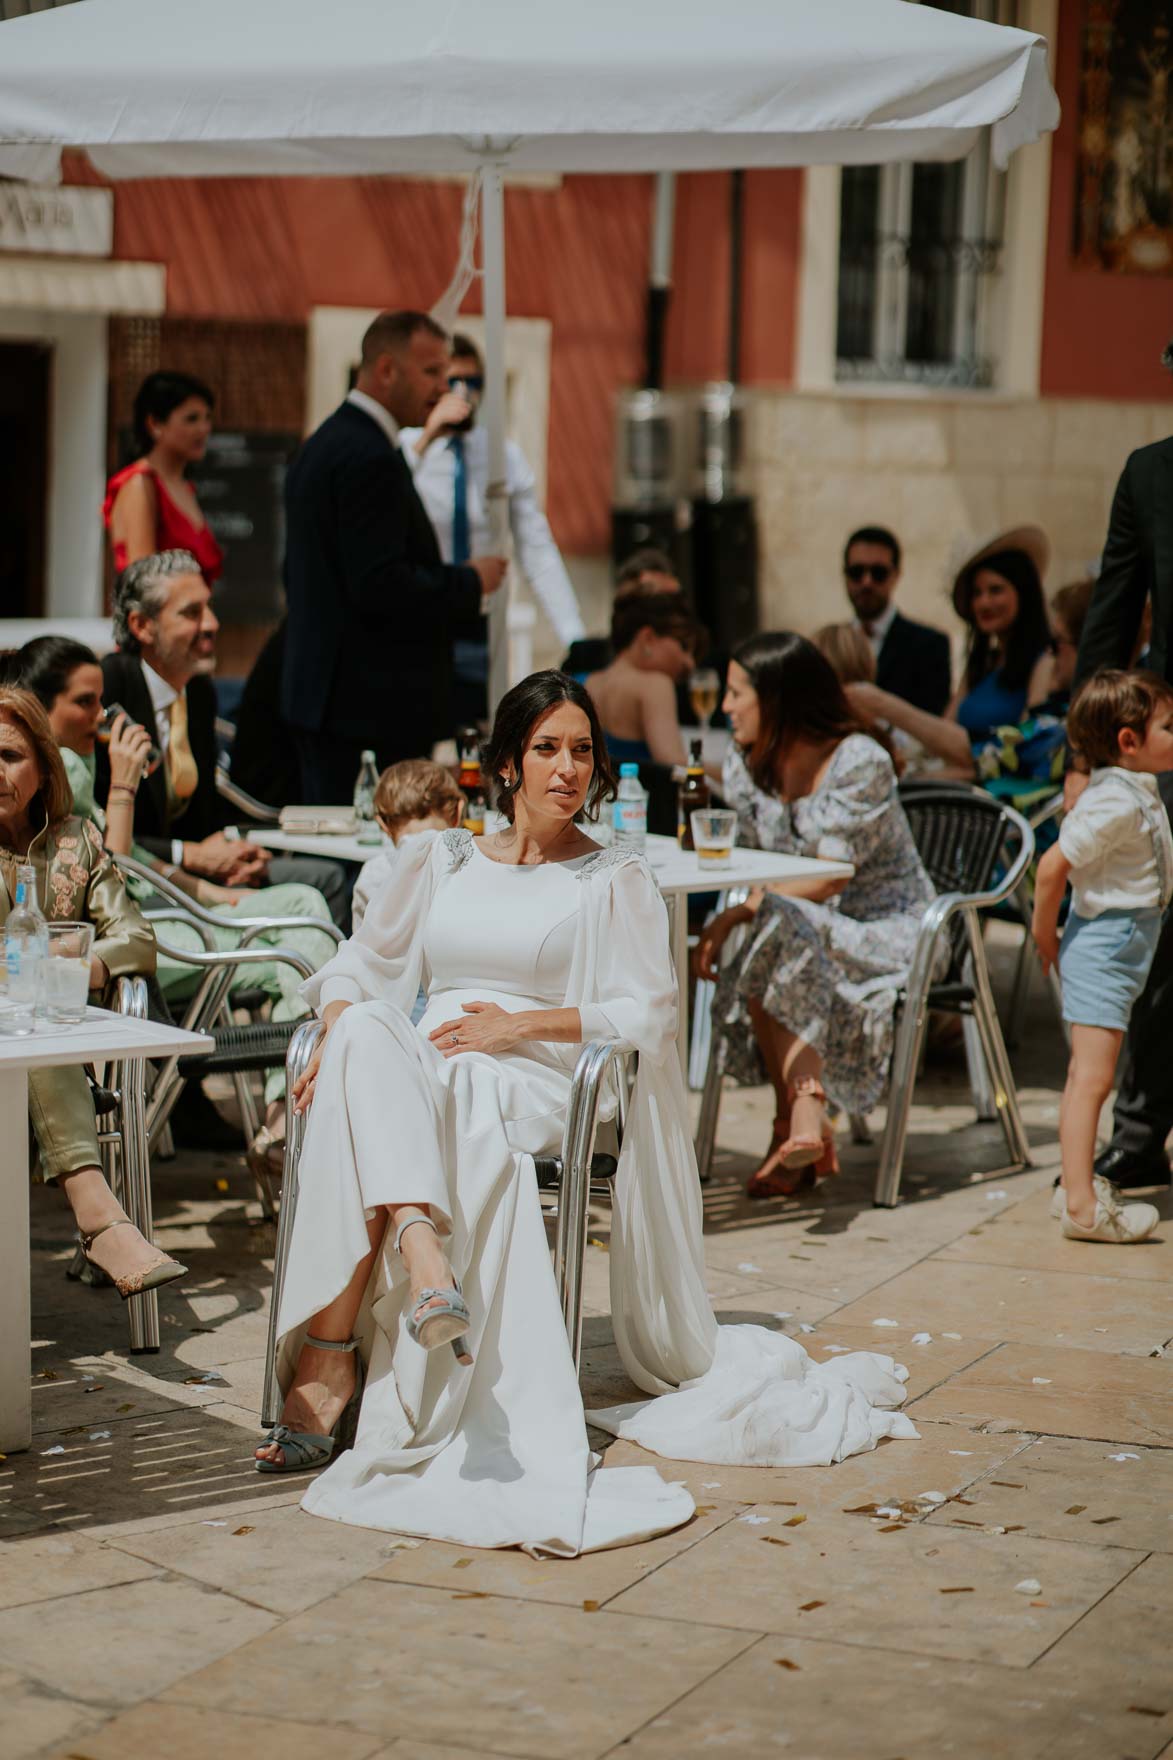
left=481, top=160, right=511, bottom=714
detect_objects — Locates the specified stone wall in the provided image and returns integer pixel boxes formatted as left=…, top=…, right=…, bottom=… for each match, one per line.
left=746, top=391, right=1172, bottom=645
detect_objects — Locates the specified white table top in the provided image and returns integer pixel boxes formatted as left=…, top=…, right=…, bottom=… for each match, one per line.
left=254, top=824, right=852, bottom=897
left=644, top=834, right=853, bottom=895
left=0, top=1006, right=211, bottom=1072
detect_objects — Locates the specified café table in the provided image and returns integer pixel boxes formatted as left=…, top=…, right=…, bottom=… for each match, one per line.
left=255, top=824, right=852, bottom=1075
left=1, top=1008, right=211, bottom=1454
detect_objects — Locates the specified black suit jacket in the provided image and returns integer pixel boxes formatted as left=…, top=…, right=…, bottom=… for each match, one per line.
left=96, top=653, right=227, bottom=858
left=1077, top=438, right=1173, bottom=685
left=281, top=401, right=483, bottom=754
left=876, top=612, right=953, bottom=717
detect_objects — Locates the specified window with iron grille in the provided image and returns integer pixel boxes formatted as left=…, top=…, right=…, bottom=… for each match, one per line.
left=835, top=0, right=1014, bottom=390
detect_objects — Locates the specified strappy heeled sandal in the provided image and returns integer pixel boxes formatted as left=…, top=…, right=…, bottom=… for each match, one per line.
left=255, top=1334, right=364, bottom=1475
left=78, top=1219, right=187, bottom=1301
left=747, top=1079, right=838, bottom=1200
left=395, top=1209, right=473, bottom=1366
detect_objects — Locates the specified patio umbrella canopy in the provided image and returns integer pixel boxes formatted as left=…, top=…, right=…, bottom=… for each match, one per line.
left=0, top=0, right=1060, bottom=699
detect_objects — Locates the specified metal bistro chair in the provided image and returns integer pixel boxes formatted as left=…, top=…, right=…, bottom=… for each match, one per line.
left=1003, top=790, right=1068, bottom=1050
left=114, top=853, right=343, bottom=1211
left=694, top=785, right=1035, bottom=1208
left=261, top=1022, right=632, bottom=1425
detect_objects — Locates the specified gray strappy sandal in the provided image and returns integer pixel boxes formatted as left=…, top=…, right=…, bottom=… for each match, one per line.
left=396, top=1211, right=474, bottom=1366
left=255, top=1334, right=364, bottom=1474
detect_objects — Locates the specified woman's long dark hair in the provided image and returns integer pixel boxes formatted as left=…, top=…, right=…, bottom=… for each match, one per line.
left=483, top=670, right=616, bottom=825
left=952, top=548, right=1049, bottom=694
left=15, top=635, right=99, bottom=714
left=732, top=631, right=894, bottom=792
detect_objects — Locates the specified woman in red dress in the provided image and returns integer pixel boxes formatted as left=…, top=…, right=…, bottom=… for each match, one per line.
left=103, top=371, right=224, bottom=583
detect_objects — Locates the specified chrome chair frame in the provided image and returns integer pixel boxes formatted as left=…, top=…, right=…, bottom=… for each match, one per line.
left=694, top=792, right=1036, bottom=1207
left=260, top=1024, right=632, bottom=1426
left=1004, top=791, right=1068, bottom=1050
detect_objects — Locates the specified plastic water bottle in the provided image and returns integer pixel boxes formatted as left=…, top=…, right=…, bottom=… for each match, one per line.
left=613, top=762, right=648, bottom=852
left=353, top=749, right=381, bottom=845
left=3, top=864, right=47, bottom=1036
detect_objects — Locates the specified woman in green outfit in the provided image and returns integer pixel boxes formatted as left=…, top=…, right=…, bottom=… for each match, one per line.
left=17, top=637, right=337, bottom=1171
left=0, top=687, right=183, bottom=1297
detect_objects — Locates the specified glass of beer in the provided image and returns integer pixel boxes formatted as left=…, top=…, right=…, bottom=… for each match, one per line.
left=690, top=808, right=738, bottom=869
left=44, top=922, right=94, bottom=1024
left=96, top=703, right=162, bottom=776
left=689, top=668, right=720, bottom=725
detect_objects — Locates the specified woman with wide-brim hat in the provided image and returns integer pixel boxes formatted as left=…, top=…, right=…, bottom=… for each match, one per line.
left=846, top=524, right=1053, bottom=778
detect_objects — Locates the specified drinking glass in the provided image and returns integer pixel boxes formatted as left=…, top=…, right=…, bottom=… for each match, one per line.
left=688, top=668, right=720, bottom=726
left=689, top=808, right=738, bottom=869
left=96, top=703, right=162, bottom=776
left=44, top=922, right=94, bottom=1025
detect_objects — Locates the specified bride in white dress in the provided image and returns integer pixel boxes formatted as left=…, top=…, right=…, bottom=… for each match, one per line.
left=256, top=672, right=916, bottom=1555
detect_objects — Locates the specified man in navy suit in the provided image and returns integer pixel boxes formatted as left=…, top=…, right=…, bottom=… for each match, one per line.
left=282, top=310, right=506, bottom=804
left=843, top=526, right=952, bottom=717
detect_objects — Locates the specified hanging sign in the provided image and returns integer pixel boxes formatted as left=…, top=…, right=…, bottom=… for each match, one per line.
left=0, top=184, right=113, bottom=257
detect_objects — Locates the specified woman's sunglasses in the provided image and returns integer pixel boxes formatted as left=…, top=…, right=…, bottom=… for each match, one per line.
left=845, top=563, right=893, bottom=585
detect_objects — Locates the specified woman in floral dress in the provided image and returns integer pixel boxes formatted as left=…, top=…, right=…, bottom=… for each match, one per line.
left=695, top=633, right=936, bottom=1200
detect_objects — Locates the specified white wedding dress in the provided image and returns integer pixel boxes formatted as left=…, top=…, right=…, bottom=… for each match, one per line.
left=275, top=829, right=917, bottom=1556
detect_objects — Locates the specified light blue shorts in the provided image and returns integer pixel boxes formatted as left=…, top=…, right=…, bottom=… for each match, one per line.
left=1058, top=907, right=1161, bottom=1032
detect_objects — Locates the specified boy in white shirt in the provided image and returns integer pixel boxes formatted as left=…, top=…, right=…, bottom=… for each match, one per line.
left=352, top=759, right=466, bottom=929
left=1034, top=670, right=1173, bottom=1242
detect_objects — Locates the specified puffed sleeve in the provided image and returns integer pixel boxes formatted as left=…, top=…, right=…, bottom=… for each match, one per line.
left=1058, top=787, right=1138, bottom=872
left=721, top=743, right=765, bottom=848
left=575, top=858, right=679, bottom=1063
left=800, top=735, right=895, bottom=866
left=82, top=821, right=157, bottom=979
left=302, top=830, right=439, bottom=1013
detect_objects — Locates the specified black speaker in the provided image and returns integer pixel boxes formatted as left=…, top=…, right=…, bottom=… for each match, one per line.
left=690, top=495, right=759, bottom=653
left=610, top=505, right=692, bottom=596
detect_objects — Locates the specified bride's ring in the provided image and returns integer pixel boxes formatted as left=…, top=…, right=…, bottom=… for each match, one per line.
left=450, top=1033, right=459, bottom=1046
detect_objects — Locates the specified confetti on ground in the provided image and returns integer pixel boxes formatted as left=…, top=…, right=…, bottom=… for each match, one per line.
left=783, top=1514, right=807, bottom=1527
left=911, top=1333, right=932, bottom=1345
left=772, top=1311, right=793, bottom=1321
left=200, top=1520, right=228, bottom=1527
left=1091, top=1516, right=1121, bottom=1526
left=1031, top=1378, right=1052, bottom=1386
left=702, top=1482, right=722, bottom=1489
left=737, top=1263, right=762, bottom=1273
left=40, top=1445, right=65, bottom=1456
left=1066, top=1506, right=1086, bottom=1515
left=1108, top=1452, right=1140, bottom=1462
left=1014, top=1579, right=1042, bottom=1595
left=740, top=1513, right=771, bottom=1525
left=985, top=1190, right=1008, bottom=1200
left=799, top=1324, right=816, bottom=1335
left=799, top=1600, right=825, bottom=1612
left=761, top=1536, right=789, bottom=1547
left=775, top=1658, right=801, bottom=1670
left=88, top=1430, right=111, bottom=1441
left=939, top=1586, right=974, bottom=1594
left=948, top=1451, right=974, bottom=1457
left=453, top=1558, right=473, bottom=1569
left=83, top=1384, right=105, bottom=1393
left=583, top=1600, right=599, bottom=1612
left=824, top=1345, right=851, bottom=1353
left=871, top=1318, right=899, bottom=1328
left=875, top=1506, right=901, bottom=1518
left=232, top=1525, right=255, bottom=1536
left=918, top=1491, right=947, bottom=1505
left=942, top=1332, right=963, bottom=1340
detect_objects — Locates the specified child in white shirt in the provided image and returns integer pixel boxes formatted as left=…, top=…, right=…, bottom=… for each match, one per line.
left=1033, top=670, right=1173, bottom=1243
left=351, top=758, right=466, bottom=930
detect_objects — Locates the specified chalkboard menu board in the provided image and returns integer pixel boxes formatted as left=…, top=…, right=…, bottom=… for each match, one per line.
left=189, top=430, right=299, bottom=625
left=115, top=427, right=299, bottom=625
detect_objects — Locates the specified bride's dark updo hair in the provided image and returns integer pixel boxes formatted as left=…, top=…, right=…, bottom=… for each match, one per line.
left=484, top=670, right=616, bottom=825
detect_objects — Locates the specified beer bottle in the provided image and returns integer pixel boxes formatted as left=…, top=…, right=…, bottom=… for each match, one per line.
left=457, top=728, right=487, bottom=836
left=677, top=738, right=711, bottom=849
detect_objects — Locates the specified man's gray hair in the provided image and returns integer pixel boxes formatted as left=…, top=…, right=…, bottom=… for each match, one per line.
left=113, top=549, right=203, bottom=653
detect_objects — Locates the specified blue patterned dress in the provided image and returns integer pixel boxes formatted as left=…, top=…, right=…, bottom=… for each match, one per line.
left=714, top=736, right=935, bottom=1114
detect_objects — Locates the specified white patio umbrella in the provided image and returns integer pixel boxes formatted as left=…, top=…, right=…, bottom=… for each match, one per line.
left=0, top=0, right=1059, bottom=703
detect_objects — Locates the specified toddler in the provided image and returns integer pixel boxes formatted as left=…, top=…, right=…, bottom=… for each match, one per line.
left=1033, top=669, right=1173, bottom=1243
left=352, top=758, right=466, bottom=931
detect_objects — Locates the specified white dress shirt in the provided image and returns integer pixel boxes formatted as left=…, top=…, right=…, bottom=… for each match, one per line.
left=400, top=424, right=586, bottom=645
left=346, top=387, right=401, bottom=451
left=853, top=601, right=898, bottom=659
left=1058, top=767, right=1173, bottom=918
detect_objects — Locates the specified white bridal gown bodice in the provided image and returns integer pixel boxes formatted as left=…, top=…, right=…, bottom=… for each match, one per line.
left=275, top=830, right=917, bottom=1557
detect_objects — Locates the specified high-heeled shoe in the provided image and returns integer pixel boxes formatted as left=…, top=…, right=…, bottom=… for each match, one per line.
left=746, top=1078, right=838, bottom=1199
left=395, top=1209, right=473, bottom=1366
left=78, top=1219, right=187, bottom=1300
left=255, top=1334, right=364, bottom=1474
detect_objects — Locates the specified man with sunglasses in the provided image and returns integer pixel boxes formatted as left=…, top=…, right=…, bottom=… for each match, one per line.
left=844, top=526, right=952, bottom=717
left=403, top=334, right=586, bottom=724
